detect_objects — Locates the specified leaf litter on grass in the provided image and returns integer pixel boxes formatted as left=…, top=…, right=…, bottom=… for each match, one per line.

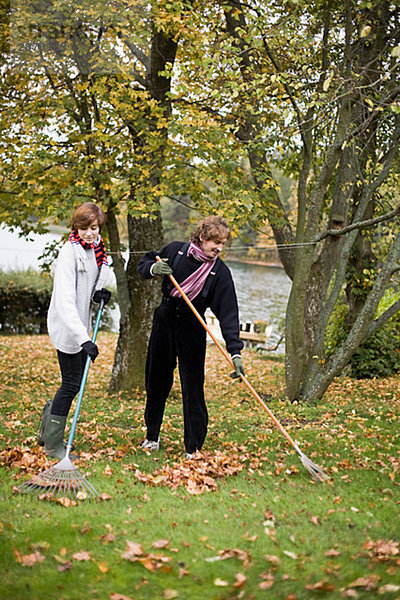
left=1, top=334, right=400, bottom=599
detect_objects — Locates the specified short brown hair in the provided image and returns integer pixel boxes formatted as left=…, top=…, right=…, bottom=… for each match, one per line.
left=71, top=202, right=107, bottom=232
left=191, top=215, right=231, bottom=245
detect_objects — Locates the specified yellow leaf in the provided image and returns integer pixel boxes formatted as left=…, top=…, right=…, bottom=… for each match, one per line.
left=214, top=578, right=229, bottom=587
left=98, top=561, right=109, bottom=573
left=360, top=25, right=371, bottom=38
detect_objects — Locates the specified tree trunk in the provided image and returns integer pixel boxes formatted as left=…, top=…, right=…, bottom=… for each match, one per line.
left=300, top=231, right=400, bottom=401
left=109, top=213, right=163, bottom=392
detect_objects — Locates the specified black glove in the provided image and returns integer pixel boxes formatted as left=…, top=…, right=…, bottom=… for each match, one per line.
left=81, top=341, right=99, bottom=362
left=152, top=258, right=172, bottom=276
left=93, top=288, right=112, bottom=305
left=230, top=356, right=245, bottom=379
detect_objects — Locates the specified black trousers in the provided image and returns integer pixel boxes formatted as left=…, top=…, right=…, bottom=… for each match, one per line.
left=145, top=299, right=208, bottom=454
left=51, top=350, right=87, bottom=417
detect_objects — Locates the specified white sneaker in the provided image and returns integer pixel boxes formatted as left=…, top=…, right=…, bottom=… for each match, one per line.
left=186, top=451, right=197, bottom=459
left=141, top=438, right=159, bottom=452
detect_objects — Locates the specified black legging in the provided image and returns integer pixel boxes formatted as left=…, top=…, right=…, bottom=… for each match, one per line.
left=51, top=350, right=87, bottom=417
left=145, top=298, right=208, bottom=454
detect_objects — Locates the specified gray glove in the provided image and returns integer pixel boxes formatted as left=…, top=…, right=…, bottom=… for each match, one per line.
left=152, top=258, right=172, bottom=276
left=230, top=356, right=245, bottom=379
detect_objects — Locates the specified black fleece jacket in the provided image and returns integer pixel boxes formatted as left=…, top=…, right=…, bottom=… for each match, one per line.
left=137, top=241, right=243, bottom=356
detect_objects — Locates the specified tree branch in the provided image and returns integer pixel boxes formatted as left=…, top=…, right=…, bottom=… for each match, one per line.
left=364, top=296, right=400, bottom=340
left=119, top=34, right=150, bottom=71
left=317, top=205, right=400, bottom=242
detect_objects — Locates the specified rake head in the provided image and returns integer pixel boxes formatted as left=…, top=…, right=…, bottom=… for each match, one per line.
left=299, top=451, right=329, bottom=483
left=17, top=455, right=100, bottom=500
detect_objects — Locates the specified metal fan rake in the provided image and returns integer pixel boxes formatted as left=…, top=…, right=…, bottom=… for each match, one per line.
left=156, top=256, right=329, bottom=483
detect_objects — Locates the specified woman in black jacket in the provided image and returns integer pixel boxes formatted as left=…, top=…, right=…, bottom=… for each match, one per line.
left=137, top=216, right=244, bottom=458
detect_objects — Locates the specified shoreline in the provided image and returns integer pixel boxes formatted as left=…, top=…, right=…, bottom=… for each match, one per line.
left=225, top=257, right=284, bottom=269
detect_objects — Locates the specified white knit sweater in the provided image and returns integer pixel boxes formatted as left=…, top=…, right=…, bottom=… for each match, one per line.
left=47, top=240, right=109, bottom=354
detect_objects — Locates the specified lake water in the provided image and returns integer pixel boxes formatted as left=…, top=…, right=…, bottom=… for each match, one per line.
left=0, top=226, right=62, bottom=270
left=0, top=226, right=291, bottom=339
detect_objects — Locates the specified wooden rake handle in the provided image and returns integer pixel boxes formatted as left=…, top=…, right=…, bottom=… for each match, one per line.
left=155, top=256, right=301, bottom=455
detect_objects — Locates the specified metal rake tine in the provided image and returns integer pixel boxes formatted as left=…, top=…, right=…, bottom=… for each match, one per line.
left=17, top=459, right=100, bottom=500
left=299, top=452, right=329, bottom=482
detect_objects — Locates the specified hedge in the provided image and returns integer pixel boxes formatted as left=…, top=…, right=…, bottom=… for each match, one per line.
left=0, top=268, right=117, bottom=334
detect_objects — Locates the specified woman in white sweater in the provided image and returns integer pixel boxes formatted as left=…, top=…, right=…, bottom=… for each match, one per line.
left=39, top=202, right=111, bottom=459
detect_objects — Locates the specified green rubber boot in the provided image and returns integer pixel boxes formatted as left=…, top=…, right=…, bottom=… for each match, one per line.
left=44, top=415, right=68, bottom=459
left=38, top=400, right=52, bottom=447
left=39, top=402, right=75, bottom=452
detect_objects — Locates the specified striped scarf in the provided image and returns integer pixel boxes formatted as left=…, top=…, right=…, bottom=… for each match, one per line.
left=170, top=241, right=216, bottom=301
left=69, top=230, right=108, bottom=269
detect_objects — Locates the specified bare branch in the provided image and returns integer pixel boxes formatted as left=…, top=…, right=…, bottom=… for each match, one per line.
left=317, top=206, right=400, bottom=242
left=364, top=296, right=400, bottom=340
left=118, top=34, right=150, bottom=71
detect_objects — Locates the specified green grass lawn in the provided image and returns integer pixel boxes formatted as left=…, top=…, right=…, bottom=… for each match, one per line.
left=0, top=334, right=399, bottom=600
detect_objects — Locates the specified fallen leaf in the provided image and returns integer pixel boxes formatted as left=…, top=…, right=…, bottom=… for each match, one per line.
left=259, top=571, right=274, bottom=589
left=264, top=554, right=280, bottom=565
left=214, top=578, right=229, bottom=587
left=122, top=541, right=144, bottom=560
left=162, top=589, right=178, bottom=599
left=233, top=572, right=247, bottom=588
left=178, top=566, right=189, bottom=579
left=218, top=548, right=251, bottom=567
left=283, top=550, right=298, bottom=560
left=57, top=561, right=72, bottom=572
left=348, top=574, right=380, bottom=590
left=55, top=497, right=77, bottom=507
left=377, top=584, right=400, bottom=594
left=324, top=549, right=340, bottom=557
left=152, top=539, right=170, bottom=549
left=138, top=556, right=157, bottom=573
left=72, top=551, right=91, bottom=561
left=14, top=548, right=45, bottom=567
left=99, top=493, right=112, bottom=501
left=110, top=594, right=134, bottom=600
left=98, top=561, right=109, bottom=573
left=305, top=580, right=335, bottom=591
left=364, top=539, right=399, bottom=560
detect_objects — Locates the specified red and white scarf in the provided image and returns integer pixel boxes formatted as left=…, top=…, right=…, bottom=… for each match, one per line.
left=69, top=230, right=108, bottom=269
left=170, top=241, right=216, bottom=301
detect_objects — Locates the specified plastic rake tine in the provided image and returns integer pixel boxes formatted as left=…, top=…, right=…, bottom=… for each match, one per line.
left=156, top=256, right=328, bottom=483
left=18, top=301, right=105, bottom=499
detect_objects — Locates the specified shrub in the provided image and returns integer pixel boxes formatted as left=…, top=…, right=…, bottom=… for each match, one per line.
left=326, top=288, right=400, bottom=378
left=0, top=268, right=117, bottom=334
left=0, top=268, right=53, bottom=334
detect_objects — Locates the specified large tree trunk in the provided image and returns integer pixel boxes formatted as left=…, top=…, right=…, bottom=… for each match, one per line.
left=109, top=214, right=163, bottom=391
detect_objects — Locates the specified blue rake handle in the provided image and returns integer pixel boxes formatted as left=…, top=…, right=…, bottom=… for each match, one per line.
left=65, top=300, right=104, bottom=454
